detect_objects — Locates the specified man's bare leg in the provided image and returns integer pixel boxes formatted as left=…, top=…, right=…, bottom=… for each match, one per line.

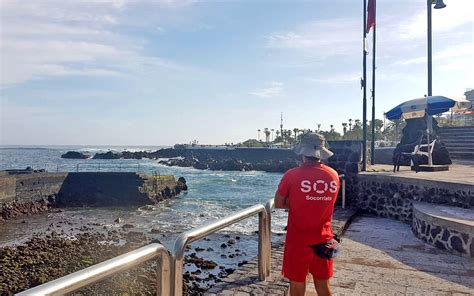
left=290, top=281, right=306, bottom=296
left=313, top=278, right=332, bottom=296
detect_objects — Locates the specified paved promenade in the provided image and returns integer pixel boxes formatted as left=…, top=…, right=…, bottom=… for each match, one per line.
left=365, top=164, right=474, bottom=185
left=306, top=217, right=474, bottom=296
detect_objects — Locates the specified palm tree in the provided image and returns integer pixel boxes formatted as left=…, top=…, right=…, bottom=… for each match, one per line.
left=330, top=125, right=334, bottom=132
left=257, top=129, right=261, bottom=141
left=317, top=124, right=321, bottom=132
left=348, top=119, right=353, bottom=131
left=264, top=128, right=271, bottom=143
left=293, top=128, right=299, bottom=142
left=275, top=130, right=280, bottom=141
left=342, top=123, right=348, bottom=135
left=271, top=129, right=275, bottom=142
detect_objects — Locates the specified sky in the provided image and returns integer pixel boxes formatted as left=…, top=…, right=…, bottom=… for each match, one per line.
left=0, top=0, right=472, bottom=146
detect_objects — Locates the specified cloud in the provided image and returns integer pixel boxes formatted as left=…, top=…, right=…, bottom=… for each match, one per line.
left=249, top=82, right=284, bottom=98
left=392, top=42, right=473, bottom=67
left=306, top=74, right=360, bottom=84
left=0, top=0, right=196, bottom=86
left=392, top=1, right=473, bottom=41
left=266, top=18, right=360, bottom=59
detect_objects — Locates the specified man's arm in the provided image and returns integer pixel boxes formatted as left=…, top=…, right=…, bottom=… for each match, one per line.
left=274, top=191, right=288, bottom=209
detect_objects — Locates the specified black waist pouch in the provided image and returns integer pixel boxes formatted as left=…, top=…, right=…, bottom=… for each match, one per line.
left=309, top=237, right=341, bottom=260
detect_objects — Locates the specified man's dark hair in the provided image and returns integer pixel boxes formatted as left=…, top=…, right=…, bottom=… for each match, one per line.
left=304, top=156, right=320, bottom=162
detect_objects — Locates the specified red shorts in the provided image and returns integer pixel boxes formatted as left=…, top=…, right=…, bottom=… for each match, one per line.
left=282, top=243, right=333, bottom=282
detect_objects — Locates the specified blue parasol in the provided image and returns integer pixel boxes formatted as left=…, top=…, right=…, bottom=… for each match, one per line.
left=386, top=96, right=471, bottom=120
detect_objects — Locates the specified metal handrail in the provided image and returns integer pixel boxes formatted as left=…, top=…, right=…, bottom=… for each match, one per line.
left=16, top=243, right=171, bottom=296
left=171, top=204, right=269, bottom=295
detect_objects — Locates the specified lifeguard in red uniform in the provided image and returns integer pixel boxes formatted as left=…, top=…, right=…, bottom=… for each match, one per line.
left=274, top=133, right=340, bottom=296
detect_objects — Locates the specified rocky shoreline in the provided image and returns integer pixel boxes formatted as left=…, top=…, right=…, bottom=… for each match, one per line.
left=0, top=195, right=57, bottom=223
left=0, top=220, right=251, bottom=296
left=62, top=148, right=299, bottom=173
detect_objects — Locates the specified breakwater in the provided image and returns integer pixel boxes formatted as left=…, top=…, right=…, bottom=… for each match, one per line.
left=63, top=140, right=364, bottom=175
left=0, top=171, right=187, bottom=222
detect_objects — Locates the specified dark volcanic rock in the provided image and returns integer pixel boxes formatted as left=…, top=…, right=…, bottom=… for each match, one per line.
left=93, top=151, right=121, bottom=159
left=61, top=151, right=90, bottom=159
left=393, top=116, right=452, bottom=166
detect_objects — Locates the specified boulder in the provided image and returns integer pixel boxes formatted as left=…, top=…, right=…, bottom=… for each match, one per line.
left=61, top=151, right=89, bottom=159
left=93, top=151, right=121, bottom=159
left=393, top=116, right=451, bottom=166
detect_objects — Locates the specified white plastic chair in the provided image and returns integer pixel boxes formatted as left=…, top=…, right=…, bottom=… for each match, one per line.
left=402, top=138, right=437, bottom=168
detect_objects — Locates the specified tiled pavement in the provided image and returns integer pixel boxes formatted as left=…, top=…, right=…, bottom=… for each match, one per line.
left=205, top=213, right=473, bottom=295
left=306, top=217, right=474, bottom=296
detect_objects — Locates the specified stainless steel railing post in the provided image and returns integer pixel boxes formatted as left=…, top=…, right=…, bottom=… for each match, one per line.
left=171, top=204, right=268, bottom=295
left=339, top=174, right=346, bottom=208
left=16, top=243, right=171, bottom=296
left=264, top=198, right=274, bottom=278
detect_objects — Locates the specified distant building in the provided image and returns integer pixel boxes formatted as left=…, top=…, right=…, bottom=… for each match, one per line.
left=465, top=89, right=474, bottom=108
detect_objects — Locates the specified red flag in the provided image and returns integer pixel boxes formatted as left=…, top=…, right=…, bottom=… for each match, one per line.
left=366, top=0, right=376, bottom=33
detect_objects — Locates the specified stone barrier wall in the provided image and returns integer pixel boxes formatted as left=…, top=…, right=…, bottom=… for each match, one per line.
left=412, top=203, right=473, bottom=257
left=326, top=140, right=363, bottom=174
left=0, top=173, right=68, bottom=221
left=354, top=174, right=473, bottom=224
left=0, top=172, right=186, bottom=221
left=56, top=173, right=182, bottom=207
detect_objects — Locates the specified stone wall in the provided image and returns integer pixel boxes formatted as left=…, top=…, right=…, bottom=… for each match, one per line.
left=0, top=173, right=68, bottom=221
left=373, top=147, right=395, bottom=165
left=325, top=141, right=363, bottom=207
left=0, top=172, right=186, bottom=221
left=412, top=202, right=473, bottom=257
left=56, top=173, right=183, bottom=207
left=354, top=174, right=473, bottom=224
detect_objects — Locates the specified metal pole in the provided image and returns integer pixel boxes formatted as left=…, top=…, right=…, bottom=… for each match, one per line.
left=370, top=7, right=376, bottom=165
left=340, top=174, right=346, bottom=209
left=362, top=0, right=368, bottom=171
left=427, top=0, right=433, bottom=166
left=427, top=0, right=432, bottom=97
left=264, top=199, right=275, bottom=278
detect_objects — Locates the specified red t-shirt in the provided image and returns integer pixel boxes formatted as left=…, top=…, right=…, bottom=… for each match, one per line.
left=277, top=162, right=340, bottom=246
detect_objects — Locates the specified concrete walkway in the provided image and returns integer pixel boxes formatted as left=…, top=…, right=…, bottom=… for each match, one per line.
left=365, top=164, right=474, bottom=185
left=306, top=217, right=474, bottom=296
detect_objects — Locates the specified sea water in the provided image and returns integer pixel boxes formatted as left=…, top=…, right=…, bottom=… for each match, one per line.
left=0, top=146, right=288, bottom=262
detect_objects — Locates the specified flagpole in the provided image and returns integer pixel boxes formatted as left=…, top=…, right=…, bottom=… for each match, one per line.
left=362, top=0, right=367, bottom=171
left=370, top=2, right=376, bottom=165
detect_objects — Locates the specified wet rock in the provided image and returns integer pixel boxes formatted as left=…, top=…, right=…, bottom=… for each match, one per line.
left=195, top=247, right=205, bottom=252
left=220, top=243, right=227, bottom=249
left=227, top=239, right=236, bottom=245
left=61, top=151, right=90, bottom=159
left=122, top=224, right=135, bottom=229
left=114, top=218, right=122, bottom=223
left=238, top=260, right=248, bottom=267
left=149, top=228, right=160, bottom=234
left=126, top=231, right=146, bottom=242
